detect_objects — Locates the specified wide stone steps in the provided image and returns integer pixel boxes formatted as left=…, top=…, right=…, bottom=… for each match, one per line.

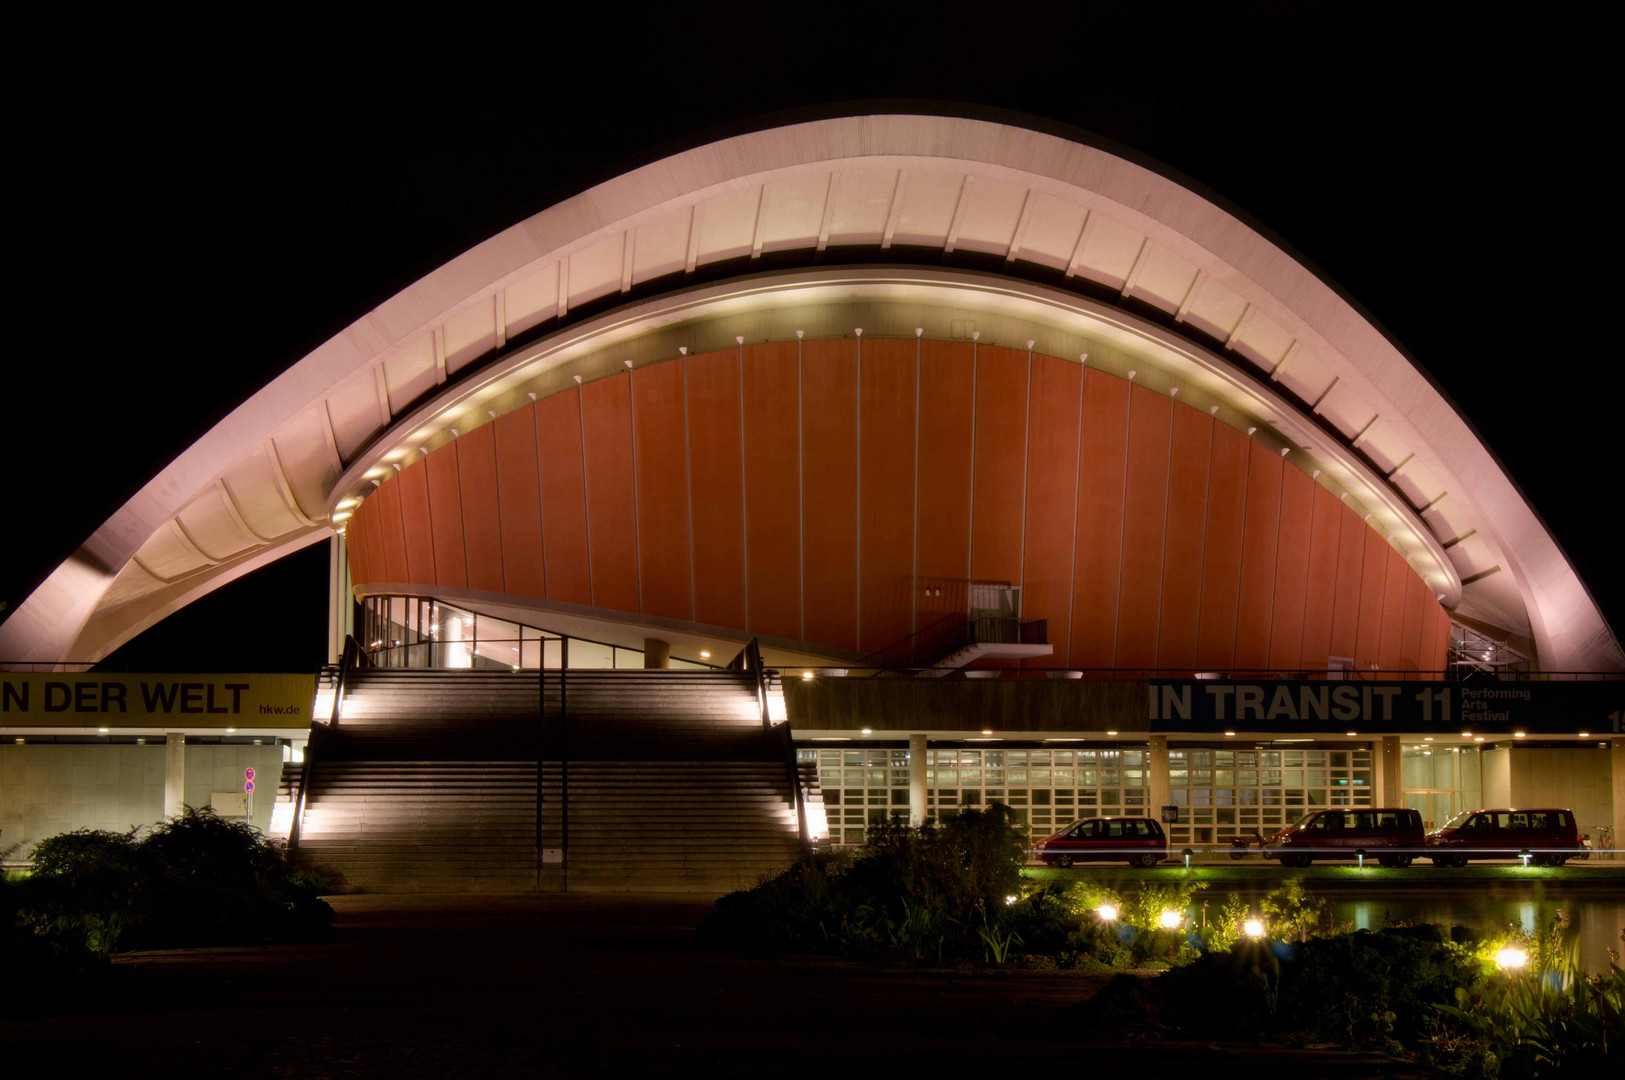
left=295, top=669, right=801, bottom=894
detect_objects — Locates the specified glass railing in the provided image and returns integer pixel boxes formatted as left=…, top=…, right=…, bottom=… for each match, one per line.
left=355, top=594, right=716, bottom=671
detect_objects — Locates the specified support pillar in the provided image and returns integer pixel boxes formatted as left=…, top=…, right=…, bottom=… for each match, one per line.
left=327, top=533, right=347, bottom=664
left=1377, top=736, right=1402, bottom=807
left=1612, top=740, right=1624, bottom=859
left=164, top=733, right=186, bottom=819
left=642, top=638, right=671, bottom=669
left=1148, top=734, right=1170, bottom=825
left=908, top=733, right=928, bottom=826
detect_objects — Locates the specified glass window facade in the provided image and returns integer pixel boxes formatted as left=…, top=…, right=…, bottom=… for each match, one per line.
left=1401, top=744, right=1482, bottom=830
left=356, top=595, right=715, bottom=670
left=797, top=744, right=1151, bottom=847
left=1165, top=744, right=1372, bottom=846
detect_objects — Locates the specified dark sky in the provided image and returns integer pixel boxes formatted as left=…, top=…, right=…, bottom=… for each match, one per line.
left=9, top=4, right=1617, bottom=669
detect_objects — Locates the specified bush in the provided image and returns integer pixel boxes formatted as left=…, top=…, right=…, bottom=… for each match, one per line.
left=1092, top=926, right=1485, bottom=1049
left=7, top=808, right=332, bottom=970
left=701, top=803, right=1028, bottom=961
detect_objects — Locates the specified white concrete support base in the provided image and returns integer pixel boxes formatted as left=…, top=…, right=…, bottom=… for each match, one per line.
left=163, top=732, right=185, bottom=819
left=1613, top=741, right=1624, bottom=859
left=1148, top=734, right=1170, bottom=826
left=908, top=733, right=928, bottom=826
left=1379, top=735, right=1402, bottom=807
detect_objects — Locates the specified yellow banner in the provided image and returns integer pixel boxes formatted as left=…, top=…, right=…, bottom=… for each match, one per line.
left=0, top=673, right=315, bottom=728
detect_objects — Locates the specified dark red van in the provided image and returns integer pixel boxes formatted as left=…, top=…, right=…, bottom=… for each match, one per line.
left=1036, top=816, right=1166, bottom=867
left=1425, top=808, right=1581, bottom=866
left=1265, top=808, right=1425, bottom=867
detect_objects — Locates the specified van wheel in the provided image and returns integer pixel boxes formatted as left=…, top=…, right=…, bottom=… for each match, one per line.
left=1452, top=854, right=1470, bottom=868
left=1135, top=853, right=1161, bottom=868
left=1545, top=854, right=1567, bottom=867
left=1054, top=854, right=1073, bottom=868
left=1430, top=857, right=1448, bottom=867
left=1377, top=855, right=1397, bottom=868
left=1392, top=855, right=1413, bottom=868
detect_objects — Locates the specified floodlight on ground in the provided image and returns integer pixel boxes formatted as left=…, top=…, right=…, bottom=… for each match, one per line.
left=1244, top=920, right=1265, bottom=939
left=1095, top=904, right=1118, bottom=922
left=1496, top=947, right=1527, bottom=971
left=1159, top=910, right=1182, bottom=929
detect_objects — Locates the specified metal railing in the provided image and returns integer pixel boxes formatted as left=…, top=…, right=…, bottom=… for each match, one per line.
left=286, top=633, right=367, bottom=857
left=731, top=637, right=810, bottom=857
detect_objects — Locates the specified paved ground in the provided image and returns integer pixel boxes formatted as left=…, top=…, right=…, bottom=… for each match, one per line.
left=2, top=893, right=1432, bottom=1078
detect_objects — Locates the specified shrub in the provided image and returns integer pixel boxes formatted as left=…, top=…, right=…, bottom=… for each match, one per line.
left=7, top=807, right=332, bottom=969
left=701, top=803, right=1029, bottom=960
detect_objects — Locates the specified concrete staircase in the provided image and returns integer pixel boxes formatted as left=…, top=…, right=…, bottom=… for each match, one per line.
left=561, top=762, right=800, bottom=893
left=296, top=761, right=551, bottom=893
left=291, top=667, right=805, bottom=894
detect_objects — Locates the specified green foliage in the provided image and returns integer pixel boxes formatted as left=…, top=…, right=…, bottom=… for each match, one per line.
left=1202, top=891, right=1254, bottom=953
left=5, top=807, right=333, bottom=982
left=1428, top=925, right=1625, bottom=1077
left=1260, top=875, right=1333, bottom=942
left=702, top=803, right=1032, bottom=961
left=1132, top=925, right=1482, bottom=1049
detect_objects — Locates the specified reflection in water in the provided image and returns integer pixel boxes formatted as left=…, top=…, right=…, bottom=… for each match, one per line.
left=1322, top=895, right=1624, bottom=971
left=1207, top=884, right=1624, bottom=971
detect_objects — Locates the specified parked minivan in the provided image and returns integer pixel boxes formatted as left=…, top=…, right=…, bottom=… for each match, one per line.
left=1035, top=816, right=1166, bottom=867
left=1265, top=808, right=1425, bottom=867
left=1425, top=808, right=1581, bottom=866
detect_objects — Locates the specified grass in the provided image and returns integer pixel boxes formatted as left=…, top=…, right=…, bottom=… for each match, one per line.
left=1023, top=863, right=1625, bottom=887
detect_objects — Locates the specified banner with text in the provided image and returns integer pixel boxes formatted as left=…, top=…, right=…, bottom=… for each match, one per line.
left=0, top=673, right=316, bottom=728
left=1148, top=679, right=1623, bottom=734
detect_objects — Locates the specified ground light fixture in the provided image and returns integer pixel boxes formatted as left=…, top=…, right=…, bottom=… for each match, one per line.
left=1158, top=910, right=1182, bottom=929
left=802, top=671, right=815, bottom=680
left=981, top=728, right=993, bottom=735
left=1095, top=904, right=1118, bottom=922
left=1005, top=895, right=1018, bottom=906
left=1520, top=849, right=1532, bottom=868
left=860, top=728, right=872, bottom=735
left=1105, top=730, right=1118, bottom=736
left=1181, top=848, right=1194, bottom=868
left=1243, top=919, right=1266, bottom=939
left=1496, top=946, right=1528, bottom=971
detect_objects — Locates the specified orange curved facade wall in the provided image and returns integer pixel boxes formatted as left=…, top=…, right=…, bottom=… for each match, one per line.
left=347, top=340, right=1452, bottom=676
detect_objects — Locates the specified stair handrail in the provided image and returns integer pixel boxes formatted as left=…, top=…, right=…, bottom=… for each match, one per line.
left=777, top=720, right=811, bottom=859
left=287, top=633, right=364, bottom=857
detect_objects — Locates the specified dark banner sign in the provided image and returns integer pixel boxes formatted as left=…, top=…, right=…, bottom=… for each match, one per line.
left=0, top=673, right=315, bottom=728
left=1148, top=679, right=1623, bottom=735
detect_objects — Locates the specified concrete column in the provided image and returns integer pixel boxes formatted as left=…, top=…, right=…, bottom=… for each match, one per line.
left=164, top=733, right=186, bottom=819
left=908, top=733, right=928, bottom=826
left=1147, top=734, right=1170, bottom=823
left=1612, top=741, right=1624, bottom=859
left=327, top=533, right=346, bottom=664
left=642, top=638, right=671, bottom=668
left=1378, top=736, right=1402, bottom=807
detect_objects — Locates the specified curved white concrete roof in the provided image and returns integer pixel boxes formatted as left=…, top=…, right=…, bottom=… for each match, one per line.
left=4, top=114, right=1617, bottom=671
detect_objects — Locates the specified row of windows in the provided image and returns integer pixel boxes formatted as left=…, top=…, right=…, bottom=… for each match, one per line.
left=802, top=743, right=1379, bottom=848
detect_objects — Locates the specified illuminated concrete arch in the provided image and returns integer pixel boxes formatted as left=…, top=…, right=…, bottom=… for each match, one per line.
left=3, top=114, right=1617, bottom=672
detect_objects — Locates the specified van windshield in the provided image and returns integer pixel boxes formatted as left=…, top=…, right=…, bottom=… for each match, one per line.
left=1441, top=810, right=1476, bottom=829
left=1291, top=811, right=1321, bottom=828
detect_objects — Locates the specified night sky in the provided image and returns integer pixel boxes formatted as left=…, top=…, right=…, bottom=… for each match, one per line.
left=9, top=5, right=1616, bottom=670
